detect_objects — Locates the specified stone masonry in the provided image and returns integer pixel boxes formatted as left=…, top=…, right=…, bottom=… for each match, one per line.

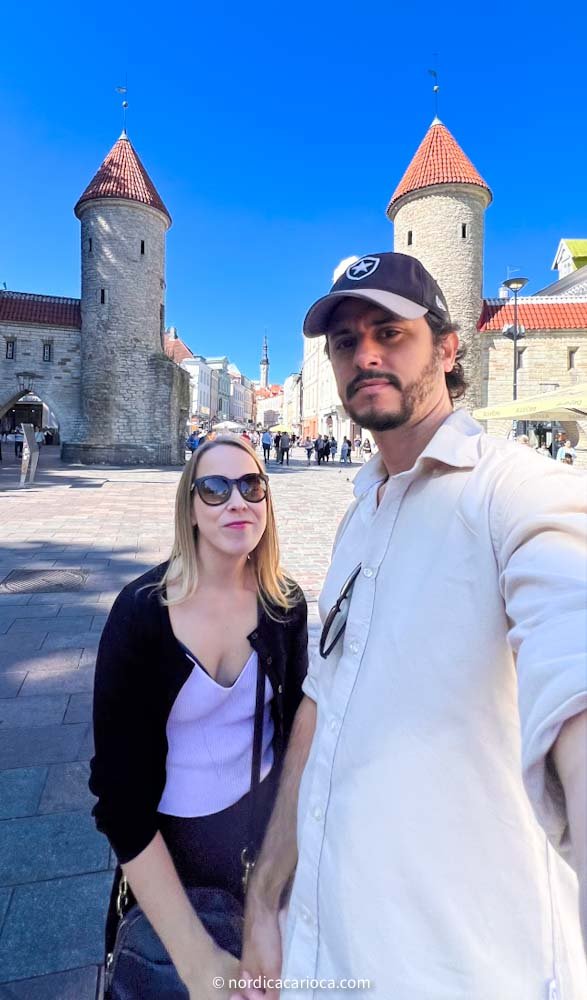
left=0, top=317, right=81, bottom=440
left=391, top=184, right=489, bottom=410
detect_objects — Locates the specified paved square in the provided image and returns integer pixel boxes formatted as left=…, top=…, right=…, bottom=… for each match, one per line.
left=0, top=446, right=355, bottom=991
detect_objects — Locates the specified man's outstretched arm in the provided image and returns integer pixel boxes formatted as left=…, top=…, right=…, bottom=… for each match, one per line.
left=238, top=695, right=317, bottom=999
left=553, top=709, right=587, bottom=953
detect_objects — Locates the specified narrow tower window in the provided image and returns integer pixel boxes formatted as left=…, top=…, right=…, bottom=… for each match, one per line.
left=100, top=288, right=106, bottom=305
left=461, top=223, right=468, bottom=239
left=42, top=343, right=52, bottom=363
left=407, top=230, right=413, bottom=246
left=140, top=240, right=145, bottom=255
left=516, top=347, right=526, bottom=371
left=568, top=347, right=578, bottom=370
left=5, top=340, right=15, bottom=360
left=88, top=238, right=93, bottom=253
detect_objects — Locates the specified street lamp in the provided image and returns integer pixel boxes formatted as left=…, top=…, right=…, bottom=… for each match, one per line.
left=502, top=277, right=529, bottom=401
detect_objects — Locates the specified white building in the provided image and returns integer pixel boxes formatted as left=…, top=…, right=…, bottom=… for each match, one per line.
left=181, top=354, right=212, bottom=426
left=283, top=373, right=302, bottom=433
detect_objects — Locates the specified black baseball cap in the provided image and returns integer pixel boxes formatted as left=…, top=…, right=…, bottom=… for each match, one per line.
left=303, top=252, right=451, bottom=337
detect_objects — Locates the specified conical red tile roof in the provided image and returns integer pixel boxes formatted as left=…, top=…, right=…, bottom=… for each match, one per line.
left=75, top=132, right=171, bottom=223
left=387, top=119, right=491, bottom=216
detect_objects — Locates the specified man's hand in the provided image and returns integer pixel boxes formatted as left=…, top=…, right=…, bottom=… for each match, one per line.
left=234, top=895, right=283, bottom=1000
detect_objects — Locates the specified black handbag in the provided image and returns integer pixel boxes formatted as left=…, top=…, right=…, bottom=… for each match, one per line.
left=104, top=659, right=267, bottom=999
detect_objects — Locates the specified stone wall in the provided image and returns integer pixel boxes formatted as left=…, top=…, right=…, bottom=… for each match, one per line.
left=391, top=183, right=490, bottom=410
left=0, top=321, right=81, bottom=439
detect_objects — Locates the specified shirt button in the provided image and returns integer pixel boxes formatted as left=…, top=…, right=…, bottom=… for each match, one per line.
left=277, top=684, right=283, bottom=694
left=329, top=717, right=340, bottom=733
left=250, top=632, right=258, bottom=640
left=363, top=567, right=374, bottom=578
left=300, top=905, right=313, bottom=924
left=312, top=806, right=323, bottom=821
left=349, top=641, right=360, bottom=655
left=266, top=656, right=273, bottom=665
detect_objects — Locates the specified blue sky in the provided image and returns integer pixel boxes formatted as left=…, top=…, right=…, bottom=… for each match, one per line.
left=1, top=0, right=586, bottom=384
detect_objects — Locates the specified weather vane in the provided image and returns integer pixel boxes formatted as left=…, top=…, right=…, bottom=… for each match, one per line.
left=115, top=81, right=129, bottom=133
left=428, top=66, right=440, bottom=118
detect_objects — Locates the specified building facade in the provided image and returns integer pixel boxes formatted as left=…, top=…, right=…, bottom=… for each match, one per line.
left=205, top=357, right=231, bottom=422
left=0, top=131, right=189, bottom=464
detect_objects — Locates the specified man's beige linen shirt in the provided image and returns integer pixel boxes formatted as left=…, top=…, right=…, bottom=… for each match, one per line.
left=282, top=410, right=587, bottom=999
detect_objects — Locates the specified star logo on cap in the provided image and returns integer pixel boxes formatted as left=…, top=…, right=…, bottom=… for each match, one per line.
left=435, top=295, right=447, bottom=312
left=346, top=256, right=380, bottom=281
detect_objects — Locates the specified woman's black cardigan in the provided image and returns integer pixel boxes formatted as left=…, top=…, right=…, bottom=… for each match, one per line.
left=89, top=562, right=308, bottom=869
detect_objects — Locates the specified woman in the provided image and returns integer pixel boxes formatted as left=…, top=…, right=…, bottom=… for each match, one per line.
left=90, top=436, right=308, bottom=999
left=303, top=436, right=313, bottom=465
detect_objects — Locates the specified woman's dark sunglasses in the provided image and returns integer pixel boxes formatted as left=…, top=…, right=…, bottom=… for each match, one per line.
left=319, top=563, right=361, bottom=658
left=190, top=473, right=269, bottom=506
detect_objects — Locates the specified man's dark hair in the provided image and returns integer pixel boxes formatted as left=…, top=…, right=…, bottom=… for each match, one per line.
left=426, top=313, right=467, bottom=401
left=323, top=311, right=467, bottom=401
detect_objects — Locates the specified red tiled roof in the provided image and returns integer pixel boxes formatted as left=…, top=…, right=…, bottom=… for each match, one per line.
left=164, top=333, right=193, bottom=363
left=388, top=119, right=491, bottom=212
left=75, top=132, right=171, bottom=223
left=478, top=298, right=587, bottom=332
left=0, top=290, right=81, bottom=328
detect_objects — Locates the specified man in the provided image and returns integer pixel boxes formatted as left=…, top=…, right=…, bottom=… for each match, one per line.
left=262, top=429, right=273, bottom=463
left=280, top=431, right=291, bottom=465
left=238, top=254, right=586, bottom=998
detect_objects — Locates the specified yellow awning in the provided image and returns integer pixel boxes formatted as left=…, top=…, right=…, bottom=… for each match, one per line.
left=473, top=383, right=587, bottom=421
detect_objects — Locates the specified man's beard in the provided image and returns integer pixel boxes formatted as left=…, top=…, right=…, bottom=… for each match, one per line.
left=344, top=351, right=442, bottom=432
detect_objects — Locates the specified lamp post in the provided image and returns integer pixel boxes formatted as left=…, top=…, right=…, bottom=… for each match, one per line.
left=502, top=277, right=529, bottom=401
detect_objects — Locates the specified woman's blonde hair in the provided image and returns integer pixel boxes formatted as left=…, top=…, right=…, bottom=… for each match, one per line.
left=160, top=435, right=297, bottom=618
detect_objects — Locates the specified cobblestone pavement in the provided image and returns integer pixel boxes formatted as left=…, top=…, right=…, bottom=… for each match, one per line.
left=0, top=445, right=356, bottom=997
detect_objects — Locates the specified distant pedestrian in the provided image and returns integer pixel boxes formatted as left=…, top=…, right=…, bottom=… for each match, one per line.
left=557, top=440, right=577, bottom=463
left=340, top=438, right=351, bottom=464
left=304, top=437, right=313, bottom=465
left=360, top=437, right=372, bottom=463
left=261, top=430, right=272, bottom=463
left=315, top=435, right=324, bottom=464
left=323, top=437, right=331, bottom=463
left=279, top=432, right=291, bottom=465
left=14, top=428, right=24, bottom=459
left=329, top=436, right=338, bottom=460
left=273, top=433, right=281, bottom=461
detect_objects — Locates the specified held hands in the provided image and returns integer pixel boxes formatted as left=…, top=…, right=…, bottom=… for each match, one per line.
left=230, top=900, right=284, bottom=1000
left=185, top=942, right=241, bottom=1000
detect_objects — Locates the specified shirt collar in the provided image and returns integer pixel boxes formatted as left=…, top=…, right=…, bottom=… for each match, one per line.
left=352, top=409, right=483, bottom=498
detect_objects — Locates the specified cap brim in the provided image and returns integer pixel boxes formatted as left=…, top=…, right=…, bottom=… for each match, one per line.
left=303, top=289, right=428, bottom=337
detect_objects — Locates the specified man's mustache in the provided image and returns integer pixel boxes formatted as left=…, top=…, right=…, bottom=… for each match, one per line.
left=346, top=371, right=402, bottom=400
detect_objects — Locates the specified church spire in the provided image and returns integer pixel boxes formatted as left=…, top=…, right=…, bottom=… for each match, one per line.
left=260, top=335, right=269, bottom=389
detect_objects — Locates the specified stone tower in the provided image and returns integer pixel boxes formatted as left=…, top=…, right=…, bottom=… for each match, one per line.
left=260, top=335, right=269, bottom=389
left=62, top=131, right=189, bottom=464
left=386, top=119, right=492, bottom=409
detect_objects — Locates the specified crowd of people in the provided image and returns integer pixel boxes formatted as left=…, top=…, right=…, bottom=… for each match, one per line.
left=187, top=427, right=377, bottom=468
left=516, top=429, right=578, bottom=465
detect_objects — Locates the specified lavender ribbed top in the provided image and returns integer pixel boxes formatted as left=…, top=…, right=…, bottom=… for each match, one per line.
left=158, top=649, right=274, bottom=818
